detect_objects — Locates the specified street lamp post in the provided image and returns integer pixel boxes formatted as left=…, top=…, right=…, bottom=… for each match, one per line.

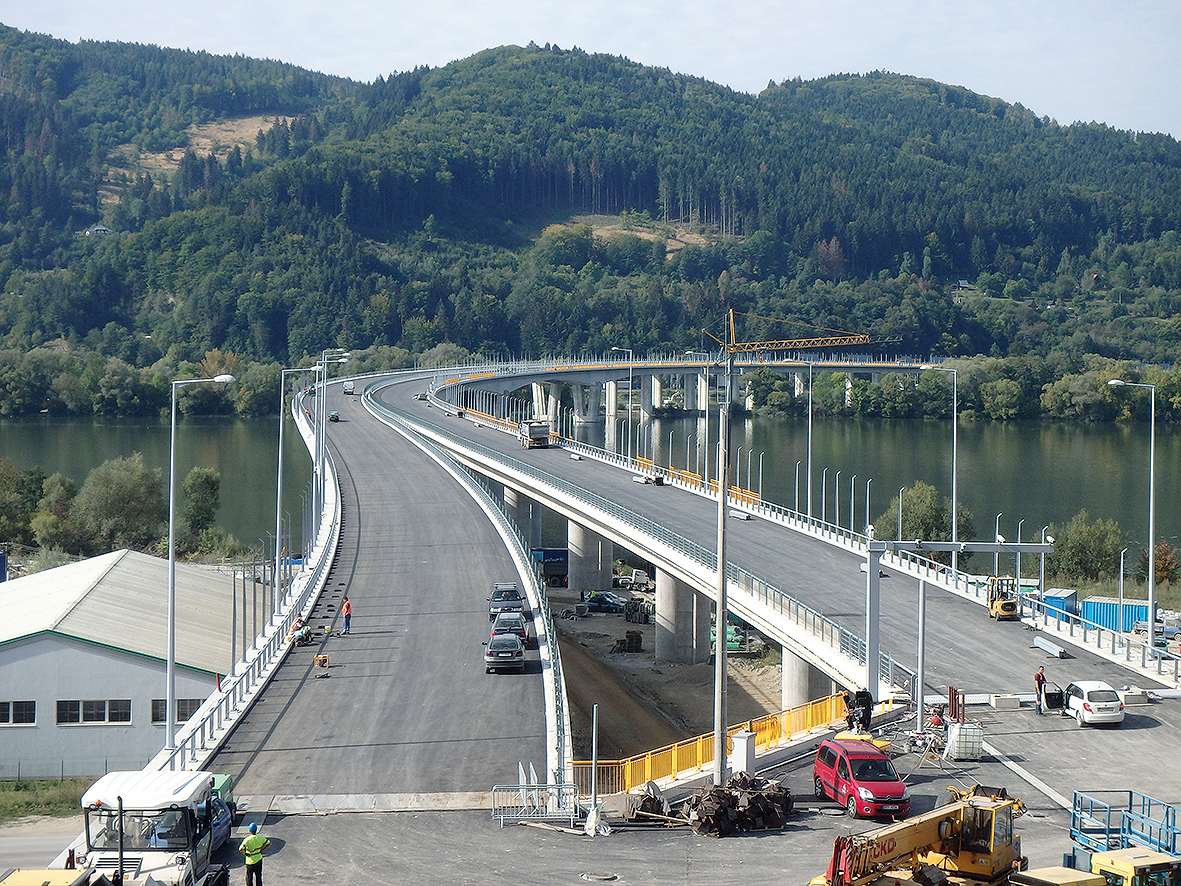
left=611, top=347, right=634, bottom=461
left=167, top=373, right=235, bottom=753
left=314, top=349, right=349, bottom=521
left=806, top=361, right=814, bottom=521
left=1119, top=547, right=1128, bottom=636
left=834, top=470, right=841, bottom=529
left=865, top=478, right=872, bottom=534
left=712, top=344, right=735, bottom=785
left=1040, top=526, right=1052, bottom=594
left=275, top=368, right=311, bottom=617
left=897, top=487, right=905, bottom=542
left=849, top=474, right=857, bottom=533
left=794, top=461, right=801, bottom=514
left=1015, top=519, right=1025, bottom=588
left=1108, top=379, right=1156, bottom=634
left=994, top=514, right=1003, bottom=575
left=922, top=366, right=958, bottom=573
left=822, top=468, right=829, bottom=524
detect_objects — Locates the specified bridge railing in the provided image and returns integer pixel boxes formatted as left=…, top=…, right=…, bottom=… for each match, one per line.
left=570, top=693, right=848, bottom=797
left=376, top=385, right=914, bottom=696
left=1023, top=598, right=1181, bottom=683
left=147, top=388, right=342, bottom=773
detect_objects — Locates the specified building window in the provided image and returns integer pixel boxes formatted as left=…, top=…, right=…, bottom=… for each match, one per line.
left=151, top=699, right=204, bottom=724
left=57, top=700, right=132, bottom=725
left=0, top=701, right=35, bottom=725
left=177, top=698, right=202, bottom=722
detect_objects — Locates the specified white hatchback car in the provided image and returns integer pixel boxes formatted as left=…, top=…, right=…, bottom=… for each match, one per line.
left=1063, top=680, right=1124, bottom=727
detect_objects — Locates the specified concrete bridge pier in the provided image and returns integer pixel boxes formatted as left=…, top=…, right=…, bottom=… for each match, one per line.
left=570, top=383, right=601, bottom=424
left=604, top=380, right=618, bottom=418
left=503, top=486, right=542, bottom=550
left=683, top=372, right=699, bottom=414
left=650, top=375, right=663, bottom=411
left=639, top=375, right=654, bottom=419
left=546, top=381, right=561, bottom=424
left=781, top=649, right=812, bottom=710
left=693, top=589, right=711, bottom=662
left=781, top=646, right=840, bottom=710
left=567, top=522, right=612, bottom=593
left=530, top=382, right=547, bottom=421
left=697, top=370, right=712, bottom=412
left=655, top=571, right=708, bottom=664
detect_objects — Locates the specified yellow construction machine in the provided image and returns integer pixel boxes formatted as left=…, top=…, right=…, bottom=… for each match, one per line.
left=987, top=577, right=1020, bottom=620
left=813, top=785, right=1027, bottom=886
left=1014, top=848, right=1181, bottom=886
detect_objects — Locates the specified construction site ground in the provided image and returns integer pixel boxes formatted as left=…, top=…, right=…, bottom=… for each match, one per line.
left=549, top=587, right=784, bottom=760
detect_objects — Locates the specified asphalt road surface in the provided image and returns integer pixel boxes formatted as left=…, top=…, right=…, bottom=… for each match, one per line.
left=210, top=381, right=547, bottom=796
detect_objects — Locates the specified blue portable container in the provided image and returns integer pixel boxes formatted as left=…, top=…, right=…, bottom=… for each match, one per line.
left=1079, top=595, right=1149, bottom=632
left=1042, top=588, right=1078, bottom=617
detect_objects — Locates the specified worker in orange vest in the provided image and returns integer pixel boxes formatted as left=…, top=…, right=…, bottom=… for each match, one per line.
left=341, top=595, right=352, bottom=635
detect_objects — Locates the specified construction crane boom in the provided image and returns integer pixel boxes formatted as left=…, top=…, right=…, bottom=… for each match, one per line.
left=708, top=310, right=900, bottom=353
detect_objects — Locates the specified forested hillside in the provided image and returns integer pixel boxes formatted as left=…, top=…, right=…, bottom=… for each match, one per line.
left=1, top=26, right=1181, bottom=419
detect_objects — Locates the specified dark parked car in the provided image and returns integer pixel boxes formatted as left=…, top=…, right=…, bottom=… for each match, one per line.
left=488, top=583, right=526, bottom=620
left=583, top=593, right=625, bottom=613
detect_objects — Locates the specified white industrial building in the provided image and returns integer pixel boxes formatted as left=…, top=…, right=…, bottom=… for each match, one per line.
left=0, top=550, right=251, bottom=779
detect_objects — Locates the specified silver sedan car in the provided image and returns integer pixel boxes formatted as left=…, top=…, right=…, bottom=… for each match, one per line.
left=491, top=611, right=530, bottom=645
left=484, top=634, right=525, bottom=673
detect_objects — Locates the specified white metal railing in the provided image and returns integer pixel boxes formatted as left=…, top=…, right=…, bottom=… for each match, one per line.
left=146, top=386, right=343, bottom=773
left=1021, top=598, right=1181, bottom=683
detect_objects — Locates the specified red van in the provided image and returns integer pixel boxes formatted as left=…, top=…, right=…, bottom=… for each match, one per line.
left=813, top=738, right=910, bottom=819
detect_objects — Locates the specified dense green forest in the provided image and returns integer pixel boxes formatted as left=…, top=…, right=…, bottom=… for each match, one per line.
left=1, top=26, right=1181, bottom=420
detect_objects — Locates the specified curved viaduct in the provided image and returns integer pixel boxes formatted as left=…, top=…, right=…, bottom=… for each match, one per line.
left=207, top=359, right=1179, bottom=813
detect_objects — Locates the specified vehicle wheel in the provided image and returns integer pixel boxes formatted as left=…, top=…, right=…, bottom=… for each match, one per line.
left=846, top=796, right=859, bottom=819
left=814, top=777, right=826, bottom=800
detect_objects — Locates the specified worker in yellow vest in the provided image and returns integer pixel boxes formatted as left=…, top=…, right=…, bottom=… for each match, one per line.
left=238, top=822, right=270, bottom=886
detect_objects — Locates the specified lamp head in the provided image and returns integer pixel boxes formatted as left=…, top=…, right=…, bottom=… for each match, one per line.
left=1046, top=535, right=1056, bottom=544
left=213, top=374, right=235, bottom=384
left=1107, top=378, right=1126, bottom=386
left=996, top=534, right=1006, bottom=544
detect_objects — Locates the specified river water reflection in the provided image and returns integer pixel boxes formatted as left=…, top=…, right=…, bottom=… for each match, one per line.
left=0, top=412, right=1176, bottom=582
left=0, top=415, right=311, bottom=550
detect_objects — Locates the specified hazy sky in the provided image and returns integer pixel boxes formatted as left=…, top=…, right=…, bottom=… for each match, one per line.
left=4, top=0, right=1178, bottom=137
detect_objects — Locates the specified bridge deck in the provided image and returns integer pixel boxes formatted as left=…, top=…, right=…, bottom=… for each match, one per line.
left=210, top=382, right=546, bottom=796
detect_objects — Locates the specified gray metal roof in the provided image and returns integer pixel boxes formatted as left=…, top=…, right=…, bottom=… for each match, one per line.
left=1, top=550, right=246, bottom=675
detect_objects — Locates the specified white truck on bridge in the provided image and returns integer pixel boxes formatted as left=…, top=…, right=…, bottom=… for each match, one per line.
left=55, top=770, right=230, bottom=886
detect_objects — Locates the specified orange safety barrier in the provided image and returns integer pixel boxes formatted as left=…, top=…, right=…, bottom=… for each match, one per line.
left=571, top=692, right=850, bottom=797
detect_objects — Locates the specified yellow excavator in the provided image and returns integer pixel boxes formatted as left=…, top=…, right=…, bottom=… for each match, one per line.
left=812, top=785, right=1027, bottom=886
